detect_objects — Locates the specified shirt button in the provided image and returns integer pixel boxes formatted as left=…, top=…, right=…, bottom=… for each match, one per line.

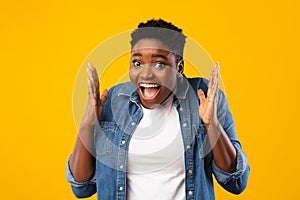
left=119, top=165, right=123, bottom=170
left=131, top=122, right=135, bottom=126
left=188, top=169, right=193, bottom=174
left=183, top=123, right=187, bottom=127
left=119, top=186, right=123, bottom=191
left=121, top=140, right=126, bottom=144
left=186, top=145, right=191, bottom=149
left=188, top=191, right=193, bottom=195
left=179, top=107, right=183, bottom=111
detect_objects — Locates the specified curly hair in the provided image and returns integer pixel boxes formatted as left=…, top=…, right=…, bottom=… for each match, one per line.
left=130, top=19, right=186, bottom=60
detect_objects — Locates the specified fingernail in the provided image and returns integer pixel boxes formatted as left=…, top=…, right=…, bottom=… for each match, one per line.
left=88, top=62, right=92, bottom=68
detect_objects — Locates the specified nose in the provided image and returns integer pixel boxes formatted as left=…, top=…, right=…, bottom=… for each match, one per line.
left=140, top=64, right=154, bottom=80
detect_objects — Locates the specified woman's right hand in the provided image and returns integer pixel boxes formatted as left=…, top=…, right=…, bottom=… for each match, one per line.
left=83, top=62, right=108, bottom=126
left=69, top=62, right=107, bottom=182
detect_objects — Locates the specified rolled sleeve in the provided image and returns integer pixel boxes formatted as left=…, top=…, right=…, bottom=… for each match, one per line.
left=212, top=146, right=250, bottom=194
left=66, top=156, right=97, bottom=198
left=210, top=89, right=250, bottom=194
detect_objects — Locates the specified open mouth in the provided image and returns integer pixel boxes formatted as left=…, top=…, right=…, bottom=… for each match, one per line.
left=139, top=83, right=161, bottom=101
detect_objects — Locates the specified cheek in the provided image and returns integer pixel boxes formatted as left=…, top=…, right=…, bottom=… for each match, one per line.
left=168, top=73, right=177, bottom=89
left=129, top=68, right=138, bottom=86
left=158, top=69, right=177, bottom=88
left=129, top=69, right=134, bottom=81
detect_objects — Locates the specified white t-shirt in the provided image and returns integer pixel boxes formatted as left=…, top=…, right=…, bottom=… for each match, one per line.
left=126, top=98, right=186, bottom=200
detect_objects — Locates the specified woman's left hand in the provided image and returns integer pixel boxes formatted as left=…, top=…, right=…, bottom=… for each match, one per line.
left=197, top=62, right=220, bottom=129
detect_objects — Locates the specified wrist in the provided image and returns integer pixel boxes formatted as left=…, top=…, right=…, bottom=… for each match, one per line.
left=80, top=119, right=97, bottom=130
left=81, top=110, right=98, bottom=126
left=205, top=119, right=220, bottom=131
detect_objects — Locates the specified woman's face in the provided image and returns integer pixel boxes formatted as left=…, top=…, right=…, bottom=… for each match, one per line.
left=129, top=38, right=179, bottom=109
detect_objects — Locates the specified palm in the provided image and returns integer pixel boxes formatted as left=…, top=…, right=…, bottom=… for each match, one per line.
left=199, top=95, right=215, bottom=125
left=85, top=63, right=108, bottom=125
left=198, top=63, right=220, bottom=127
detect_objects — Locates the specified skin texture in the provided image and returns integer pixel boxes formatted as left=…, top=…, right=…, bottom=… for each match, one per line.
left=69, top=63, right=108, bottom=182
left=129, top=38, right=181, bottom=109
left=69, top=38, right=237, bottom=183
left=198, top=63, right=237, bottom=172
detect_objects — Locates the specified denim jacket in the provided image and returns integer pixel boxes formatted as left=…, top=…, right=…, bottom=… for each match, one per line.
left=66, top=76, right=250, bottom=200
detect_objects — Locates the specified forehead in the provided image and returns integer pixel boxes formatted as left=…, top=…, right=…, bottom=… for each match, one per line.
left=132, top=38, right=171, bottom=53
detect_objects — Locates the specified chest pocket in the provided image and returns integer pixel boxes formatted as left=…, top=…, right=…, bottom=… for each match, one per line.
left=194, top=124, right=211, bottom=159
left=94, top=121, right=117, bottom=159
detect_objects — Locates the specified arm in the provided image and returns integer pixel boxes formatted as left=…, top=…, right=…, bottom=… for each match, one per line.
left=198, top=62, right=249, bottom=193
left=198, top=62, right=236, bottom=172
left=67, top=63, right=108, bottom=197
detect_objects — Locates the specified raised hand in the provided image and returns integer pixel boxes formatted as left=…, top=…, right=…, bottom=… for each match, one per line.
left=69, top=63, right=108, bottom=182
left=83, top=62, right=108, bottom=126
left=197, top=62, right=220, bottom=129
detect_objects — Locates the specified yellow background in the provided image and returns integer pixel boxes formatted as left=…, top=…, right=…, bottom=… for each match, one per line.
left=0, top=0, right=299, bottom=199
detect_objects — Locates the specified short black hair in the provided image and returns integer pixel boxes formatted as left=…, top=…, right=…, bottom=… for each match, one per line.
left=130, top=19, right=186, bottom=60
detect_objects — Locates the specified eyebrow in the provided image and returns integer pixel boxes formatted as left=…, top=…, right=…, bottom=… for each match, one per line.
left=152, top=54, right=167, bottom=60
left=132, top=53, right=168, bottom=60
left=132, top=53, right=143, bottom=57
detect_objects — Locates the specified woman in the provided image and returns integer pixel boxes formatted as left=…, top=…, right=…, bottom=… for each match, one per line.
left=66, top=19, right=250, bottom=200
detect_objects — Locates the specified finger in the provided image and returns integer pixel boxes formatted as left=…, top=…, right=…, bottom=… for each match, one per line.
left=213, top=63, right=220, bottom=93
left=214, top=88, right=219, bottom=104
left=88, top=63, right=103, bottom=105
left=100, top=89, right=109, bottom=106
left=88, top=78, right=98, bottom=101
left=87, top=78, right=92, bottom=96
left=88, top=62, right=100, bottom=92
left=87, top=68, right=97, bottom=98
left=94, top=72, right=99, bottom=91
left=209, top=63, right=219, bottom=99
left=88, top=62, right=96, bottom=81
left=197, top=89, right=206, bottom=104
left=207, top=63, right=217, bottom=98
left=210, top=67, right=220, bottom=106
left=97, top=89, right=108, bottom=117
left=88, top=62, right=96, bottom=71
left=91, top=73, right=99, bottom=96
left=87, top=65, right=94, bottom=81
left=208, top=70, right=213, bottom=89
left=88, top=77, right=96, bottom=98
left=88, top=63, right=98, bottom=78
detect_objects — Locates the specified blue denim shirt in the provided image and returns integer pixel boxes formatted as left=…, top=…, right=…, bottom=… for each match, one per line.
left=66, top=76, right=250, bottom=200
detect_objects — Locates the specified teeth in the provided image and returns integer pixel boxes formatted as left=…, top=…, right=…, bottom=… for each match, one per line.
left=139, top=83, right=159, bottom=88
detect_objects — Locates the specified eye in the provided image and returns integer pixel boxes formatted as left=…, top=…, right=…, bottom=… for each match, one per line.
left=154, top=62, right=166, bottom=69
left=133, top=60, right=142, bottom=67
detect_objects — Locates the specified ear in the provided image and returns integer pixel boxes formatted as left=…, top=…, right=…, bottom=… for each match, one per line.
left=177, top=59, right=184, bottom=74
